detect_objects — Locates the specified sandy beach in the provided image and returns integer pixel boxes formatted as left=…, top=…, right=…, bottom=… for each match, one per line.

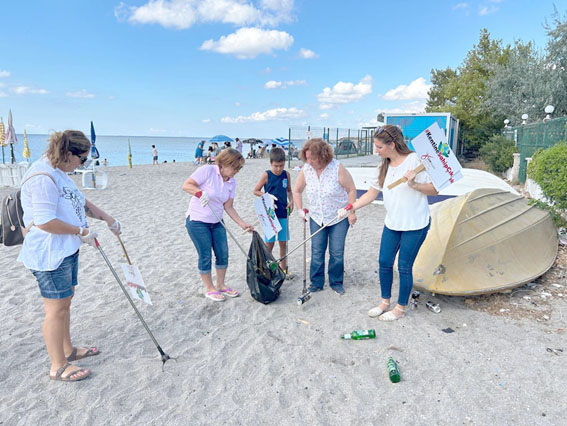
left=0, top=158, right=565, bottom=426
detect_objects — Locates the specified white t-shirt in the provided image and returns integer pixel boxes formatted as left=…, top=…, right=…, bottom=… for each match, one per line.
left=371, top=152, right=431, bottom=231
left=17, top=158, right=87, bottom=271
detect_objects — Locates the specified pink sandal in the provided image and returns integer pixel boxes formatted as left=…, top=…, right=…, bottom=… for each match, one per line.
left=205, top=291, right=225, bottom=302
left=219, top=287, right=240, bottom=298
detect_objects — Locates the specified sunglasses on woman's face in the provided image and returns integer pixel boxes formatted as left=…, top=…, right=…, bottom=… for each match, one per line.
left=74, top=153, right=89, bottom=164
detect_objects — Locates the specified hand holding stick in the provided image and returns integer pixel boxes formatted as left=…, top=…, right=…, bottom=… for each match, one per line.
left=387, top=163, right=426, bottom=190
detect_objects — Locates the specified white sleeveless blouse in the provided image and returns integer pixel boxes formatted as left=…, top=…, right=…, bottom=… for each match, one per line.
left=303, top=159, right=348, bottom=226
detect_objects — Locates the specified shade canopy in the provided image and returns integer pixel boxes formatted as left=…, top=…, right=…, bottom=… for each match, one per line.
left=271, top=138, right=296, bottom=149
left=209, top=135, right=234, bottom=143
left=243, top=138, right=263, bottom=145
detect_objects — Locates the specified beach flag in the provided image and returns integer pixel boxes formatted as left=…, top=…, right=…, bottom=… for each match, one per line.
left=90, top=121, right=100, bottom=159
left=0, top=117, right=5, bottom=164
left=128, top=138, right=132, bottom=168
left=6, top=110, right=17, bottom=164
left=22, top=129, right=31, bottom=161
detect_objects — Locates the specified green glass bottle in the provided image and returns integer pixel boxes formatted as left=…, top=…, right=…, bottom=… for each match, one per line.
left=340, top=329, right=376, bottom=340
left=387, top=357, right=401, bottom=383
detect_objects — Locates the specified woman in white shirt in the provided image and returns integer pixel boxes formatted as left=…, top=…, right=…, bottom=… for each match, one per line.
left=338, top=125, right=438, bottom=321
left=18, top=130, right=121, bottom=381
left=294, top=138, right=357, bottom=295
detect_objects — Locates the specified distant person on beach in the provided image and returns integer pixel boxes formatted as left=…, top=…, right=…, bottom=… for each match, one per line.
left=293, top=138, right=357, bottom=295
left=195, top=141, right=205, bottom=165
left=182, top=148, right=254, bottom=302
left=223, top=141, right=231, bottom=150
left=152, top=145, right=158, bottom=165
left=337, top=125, right=437, bottom=321
left=18, top=130, right=122, bottom=382
left=102, top=158, right=108, bottom=166
left=214, top=142, right=221, bottom=155
left=253, top=147, right=294, bottom=278
left=235, top=137, right=242, bottom=153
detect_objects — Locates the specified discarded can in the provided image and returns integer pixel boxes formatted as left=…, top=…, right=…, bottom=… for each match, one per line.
left=410, top=291, right=420, bottom=310
left=297, top=292, right=311, bottom=306
left=387, top=357, right=401, bottom=383
left=426, top=301, right=441, bottom=313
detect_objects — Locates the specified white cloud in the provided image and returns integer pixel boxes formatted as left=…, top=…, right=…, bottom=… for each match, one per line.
left=317, top=75, right=372, bottom=110
left=202, top=118, right=211, bottom=123
left=382, top=77, right=431, bottom=101
left=452, top=2, right=469, bottom=10
left=12, top=86, right=49, bottom=95
left=200, top=27, right=293, bottom=59
left=221, top=106, right=305, bottom=123
left=234, top=102, right=241, bottom=107
left=320, top=113, right=329, bottom=119
left=119, top=0, right=294, bottom=29
left=0, top=91, right=7, bottom=98
left=299, top=48, right=318, bottom=59
left=380, top=101, right=427, bottom=114
left=265, top=80, right=282, bottom=89
left=479, top=5, right=499, bottom=15
left=262, top=67, right=272, bottom=74
left=66, top=89, right=95, bottom=98
left=265, top=79, right=305, bottom=89
left=0, top=70, right=10, bottom=78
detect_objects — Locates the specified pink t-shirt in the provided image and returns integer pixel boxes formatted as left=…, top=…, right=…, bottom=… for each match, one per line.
left=186, top=165, right=236, bottom=223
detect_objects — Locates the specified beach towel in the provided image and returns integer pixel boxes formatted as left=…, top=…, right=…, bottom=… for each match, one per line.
left=246, top=231, right=285, bottom=304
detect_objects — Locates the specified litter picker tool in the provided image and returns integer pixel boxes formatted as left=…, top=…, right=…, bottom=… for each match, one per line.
left=206, top=204, right=251, bottom=260
left=94, top=237, right=175, bottom=371
left=296, top=216, right=311, bottom=306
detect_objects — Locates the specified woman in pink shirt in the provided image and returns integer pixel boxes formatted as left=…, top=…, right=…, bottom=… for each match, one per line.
left=182, top=148, right=254, bottom=301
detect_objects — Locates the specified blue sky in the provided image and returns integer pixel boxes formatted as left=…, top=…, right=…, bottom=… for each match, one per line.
left=0, top=0, right=562, bottom=138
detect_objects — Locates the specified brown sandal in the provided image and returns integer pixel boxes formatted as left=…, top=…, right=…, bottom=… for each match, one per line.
left=50, top=363, right=91, bottom=382
left=66, top=346, right=100, bottom=362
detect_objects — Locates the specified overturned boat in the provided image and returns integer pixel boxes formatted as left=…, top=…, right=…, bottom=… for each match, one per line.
left=413, top=188, right=558, bottom=295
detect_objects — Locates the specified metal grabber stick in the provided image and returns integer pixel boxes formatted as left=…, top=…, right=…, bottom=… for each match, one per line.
left=206, top=204, right=251, bottom=261
left=297, top=216, right=311, bottom=306
left=95, top=237, right=176, bottom=371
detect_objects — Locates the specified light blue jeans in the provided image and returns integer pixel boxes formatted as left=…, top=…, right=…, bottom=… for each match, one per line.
left=309, top=218, right=349, bottom=290
left=379, top=221, right=430, bottom=306
left=186, top=217, right=228, bottom=274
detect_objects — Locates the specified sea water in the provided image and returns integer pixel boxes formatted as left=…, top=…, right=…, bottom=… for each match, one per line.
left=3, top=134, right=282, bottom=167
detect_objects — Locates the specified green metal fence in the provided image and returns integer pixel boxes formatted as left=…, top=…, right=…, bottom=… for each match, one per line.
left=288, top=126, right=374, bottom=159
left=503, top=117, right=567, bottom=183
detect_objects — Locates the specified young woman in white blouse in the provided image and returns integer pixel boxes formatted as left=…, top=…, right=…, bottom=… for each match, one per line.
left=338, top=125, right=438, bottom=320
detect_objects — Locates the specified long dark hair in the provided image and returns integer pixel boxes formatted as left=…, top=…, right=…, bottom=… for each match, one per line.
left=375, top=125, right=412, bottom=188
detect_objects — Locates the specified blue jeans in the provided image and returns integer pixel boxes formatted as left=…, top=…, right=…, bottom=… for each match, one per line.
left=379, top=221, right=430, bottom=306
left=31, top=250, right=79, bottom=299
left=309, top=217, right=349, bottom=290
left=186, top=217, right=228, bottom=274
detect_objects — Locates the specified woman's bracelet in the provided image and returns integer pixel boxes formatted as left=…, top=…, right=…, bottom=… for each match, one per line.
left=76, top=226, right=84, bottom=236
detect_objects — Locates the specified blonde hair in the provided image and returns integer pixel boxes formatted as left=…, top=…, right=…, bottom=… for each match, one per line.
left=46, top=130, right=91, bottom=169
left=299, top=138, right=333, bottom=166
left=374, top=125, right=412, bottom=188
left=215, top=148, right=245, bottom=172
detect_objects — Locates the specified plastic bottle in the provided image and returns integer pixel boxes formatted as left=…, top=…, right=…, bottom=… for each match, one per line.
left=387, top=357, right=401, bottom=383
left=426, top=301, right=441, bottom=313
left=340, top=329, right=376, bottom=340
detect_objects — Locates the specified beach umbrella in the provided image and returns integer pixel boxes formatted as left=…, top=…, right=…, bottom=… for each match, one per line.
left=22, top=129, right=31, bottom=161
left=209, top=135, right=233, bottom=143
left=90, top=121, right=100, bottom=160
left=271, top=137, right=295, bottom=149
left=128, top=138, right=132, bottom=169
left=0, top=117, right=5, bottom=164
left=242, top=138, right=263, bottom=146
left=6, top=110, right=18, bottom=164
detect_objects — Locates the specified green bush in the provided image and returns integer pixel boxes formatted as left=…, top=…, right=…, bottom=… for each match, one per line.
left=527, top=141, right=567, bottom=213
left=478, top=135, right=518, bottom=173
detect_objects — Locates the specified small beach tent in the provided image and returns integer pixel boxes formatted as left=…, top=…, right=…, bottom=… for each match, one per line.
left=210, top=135, right=234, bottom=143
left=335, top=139, right=358, bottom=155
left=412, top=188, right=558, bottom=295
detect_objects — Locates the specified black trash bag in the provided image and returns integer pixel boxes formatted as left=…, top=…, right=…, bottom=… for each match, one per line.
left=246, top=231, right=285, bottom=304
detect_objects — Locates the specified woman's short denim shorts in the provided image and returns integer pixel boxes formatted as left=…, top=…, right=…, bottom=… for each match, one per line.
left=31, top=250, right=79, bottom=299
